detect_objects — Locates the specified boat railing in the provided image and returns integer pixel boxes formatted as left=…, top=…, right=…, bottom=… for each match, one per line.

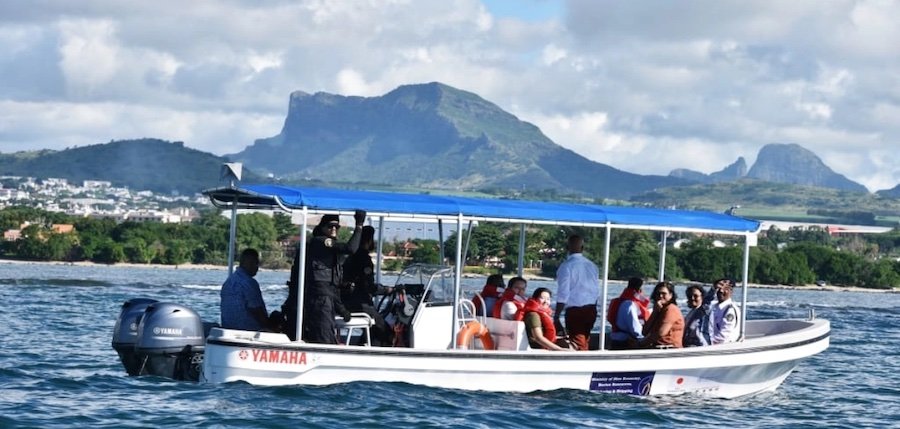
left=335, top=312, right=374, bottom=346
left=456, top=297, right=480, bottom=328
left=468, top=293, right=487, bottom=325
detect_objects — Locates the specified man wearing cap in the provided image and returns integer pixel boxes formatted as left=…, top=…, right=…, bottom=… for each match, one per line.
left=709, top=278, right=740, bottom=344
left=283, top=209, right=366, bottom=343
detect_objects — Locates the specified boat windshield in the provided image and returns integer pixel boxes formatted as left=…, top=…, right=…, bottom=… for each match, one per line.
left=393, top=264, right=456, bottom=304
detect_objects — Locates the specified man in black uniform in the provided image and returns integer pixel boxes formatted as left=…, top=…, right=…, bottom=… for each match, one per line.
left=342, top=225, right=393, bottom=346
left=283, top=209, right=365, bottom=342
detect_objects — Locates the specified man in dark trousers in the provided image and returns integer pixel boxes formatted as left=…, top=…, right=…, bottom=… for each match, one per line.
left=342, top=225, right=393, bottom=346
left=553, top=234, right=600, bottom=350
left=283, top=210, right=365, bottom=343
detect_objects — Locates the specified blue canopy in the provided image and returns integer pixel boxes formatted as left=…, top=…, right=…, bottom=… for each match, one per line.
left=203, top=184, right=759, bottom=235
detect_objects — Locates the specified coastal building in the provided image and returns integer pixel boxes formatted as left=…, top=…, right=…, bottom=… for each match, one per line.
left=51, top=224, right=75, bottom=234
left=3, top=229, right=21, bottom=241
left=0, top=188, right=29, bottom=201
left=83, top=180, right=112, bottom=189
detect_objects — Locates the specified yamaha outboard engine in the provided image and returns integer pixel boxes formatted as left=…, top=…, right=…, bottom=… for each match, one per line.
left=112, top=298, right=158, bottom=376
left=134, top=302, right=205, bottom=381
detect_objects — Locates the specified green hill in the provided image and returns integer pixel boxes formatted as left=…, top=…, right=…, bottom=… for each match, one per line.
left=631, top=179, right=900, bottom=226
left=0, top=139, right=261, bottom=194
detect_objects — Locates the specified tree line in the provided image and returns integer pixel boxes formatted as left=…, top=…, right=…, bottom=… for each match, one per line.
left=1, top=206, right=899, bottom=289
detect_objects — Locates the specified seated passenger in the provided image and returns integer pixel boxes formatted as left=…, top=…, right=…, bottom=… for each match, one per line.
left=515, top=287, right=566, bottom=351
left=492, top=276, right=527, bottom=320
left=607, top=277, right=651, bottom=350
left=683, top=285, right=712, bottom=346
left=638, top=281, right=684, bottom=348
left=220, top=248, right=272, bottom=331
left=473, top=274, right=504, bottom=316
left=709, top=278, right=740, bottom=344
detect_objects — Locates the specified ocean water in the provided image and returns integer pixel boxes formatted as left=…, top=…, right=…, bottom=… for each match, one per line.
left=1, top=262, right=898, bottom=428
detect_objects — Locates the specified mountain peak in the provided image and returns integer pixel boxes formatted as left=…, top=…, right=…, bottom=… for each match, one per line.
left=668, top=157, right=746, bottom=184
left=747, top=143, right=867, bottom=192
left=230, top=82, right=684, bottom=198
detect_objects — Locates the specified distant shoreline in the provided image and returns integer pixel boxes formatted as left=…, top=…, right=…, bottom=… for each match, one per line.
left=0, top=258, right=231, bottom=271
left=1, top=258, right=896, bottom=293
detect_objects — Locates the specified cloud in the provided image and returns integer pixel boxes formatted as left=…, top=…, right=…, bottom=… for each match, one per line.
left=0, top=0, right=897, bottom=192
left=0, top=100, right=283, bottom=155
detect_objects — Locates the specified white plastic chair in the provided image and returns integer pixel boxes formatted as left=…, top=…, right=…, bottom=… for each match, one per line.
left=335, top=312, right=374, bottom=346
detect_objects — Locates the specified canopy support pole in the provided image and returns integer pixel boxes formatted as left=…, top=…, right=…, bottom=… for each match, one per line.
left=658, top=230, right=668, bottom=281
left=462, top=220, right=475, bottom=267
left=451, top=213, right=464, bottom=349
left=438, top=220, right=445, bottom=265
left=295, top=206, right=309, bottom=342
left=598, top=223, right=612, bottom=351
left=227, top=195, right=238, bottom=275
left=739, top=233, right=751, bottom=341
left=376, top=216, right=385, bottom=285
left=518, top=224, right=526, bottom=277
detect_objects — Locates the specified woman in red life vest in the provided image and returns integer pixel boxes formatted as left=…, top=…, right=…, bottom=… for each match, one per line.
left=492, top=276, right=527, bottom=320
left=473, top=274, right=504, bottom=316
left=639, top=281, right=684, bottom=348
left=515, top=287, right=566, bottom=351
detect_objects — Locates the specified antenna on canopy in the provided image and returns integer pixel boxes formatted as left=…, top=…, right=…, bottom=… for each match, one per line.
left=222, top=162, right=242, bottom=274
left=221, top=162, right=243, bottom=186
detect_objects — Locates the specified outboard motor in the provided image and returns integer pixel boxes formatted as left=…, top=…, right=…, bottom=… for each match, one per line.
left=111, top=298, right=158, bottom=376
left=134, top=302, right=205, bottom=381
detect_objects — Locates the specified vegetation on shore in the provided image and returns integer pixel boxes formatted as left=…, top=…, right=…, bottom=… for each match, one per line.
left=2, top=205, right=899, bottom=289
left=631, top=180, right=900, bottom=226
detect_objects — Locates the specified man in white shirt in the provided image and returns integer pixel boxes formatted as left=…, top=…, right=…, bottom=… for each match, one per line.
left=710, top=278, right=740, bottom=344
left=554, top=234, right=600, bottom=350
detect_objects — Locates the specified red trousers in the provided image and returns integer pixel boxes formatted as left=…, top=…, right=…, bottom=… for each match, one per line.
left=565, top=305, right=597, bottom=351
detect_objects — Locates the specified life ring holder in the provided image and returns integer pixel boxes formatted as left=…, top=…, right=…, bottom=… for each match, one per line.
left=455, top=320, right=495, bottom=350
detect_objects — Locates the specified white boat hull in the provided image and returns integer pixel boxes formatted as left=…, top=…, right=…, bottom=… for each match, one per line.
left=202, top=318, right=829, bottom=398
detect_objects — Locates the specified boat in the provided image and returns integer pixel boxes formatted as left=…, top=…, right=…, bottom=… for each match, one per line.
left=112, top=177, right=830, bottom=398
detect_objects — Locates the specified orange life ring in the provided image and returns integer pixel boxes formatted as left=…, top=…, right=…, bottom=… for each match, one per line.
left=456, top=320, right=495, bottom=350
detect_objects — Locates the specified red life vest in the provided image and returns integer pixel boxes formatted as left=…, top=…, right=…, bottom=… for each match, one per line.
left=515, top=298, right=556, bottom=347
left=607, top=288, right=651, bottom=332
left=473, top=283, right=503, bottom=315
left=492, top=288, right=525, bottom=319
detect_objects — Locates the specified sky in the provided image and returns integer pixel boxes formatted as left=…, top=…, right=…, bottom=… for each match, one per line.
left=1, top=0, right=898, bottom=192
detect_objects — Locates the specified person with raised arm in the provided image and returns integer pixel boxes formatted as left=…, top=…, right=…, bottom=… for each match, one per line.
left=283, top=209, right=366, bottom=343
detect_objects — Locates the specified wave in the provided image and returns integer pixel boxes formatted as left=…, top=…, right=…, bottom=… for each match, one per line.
left=180, top=284, right=220, bottom=291
left=0, top=278, right=117, bottom=287
left=176, top=283, right=286, bottom=291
